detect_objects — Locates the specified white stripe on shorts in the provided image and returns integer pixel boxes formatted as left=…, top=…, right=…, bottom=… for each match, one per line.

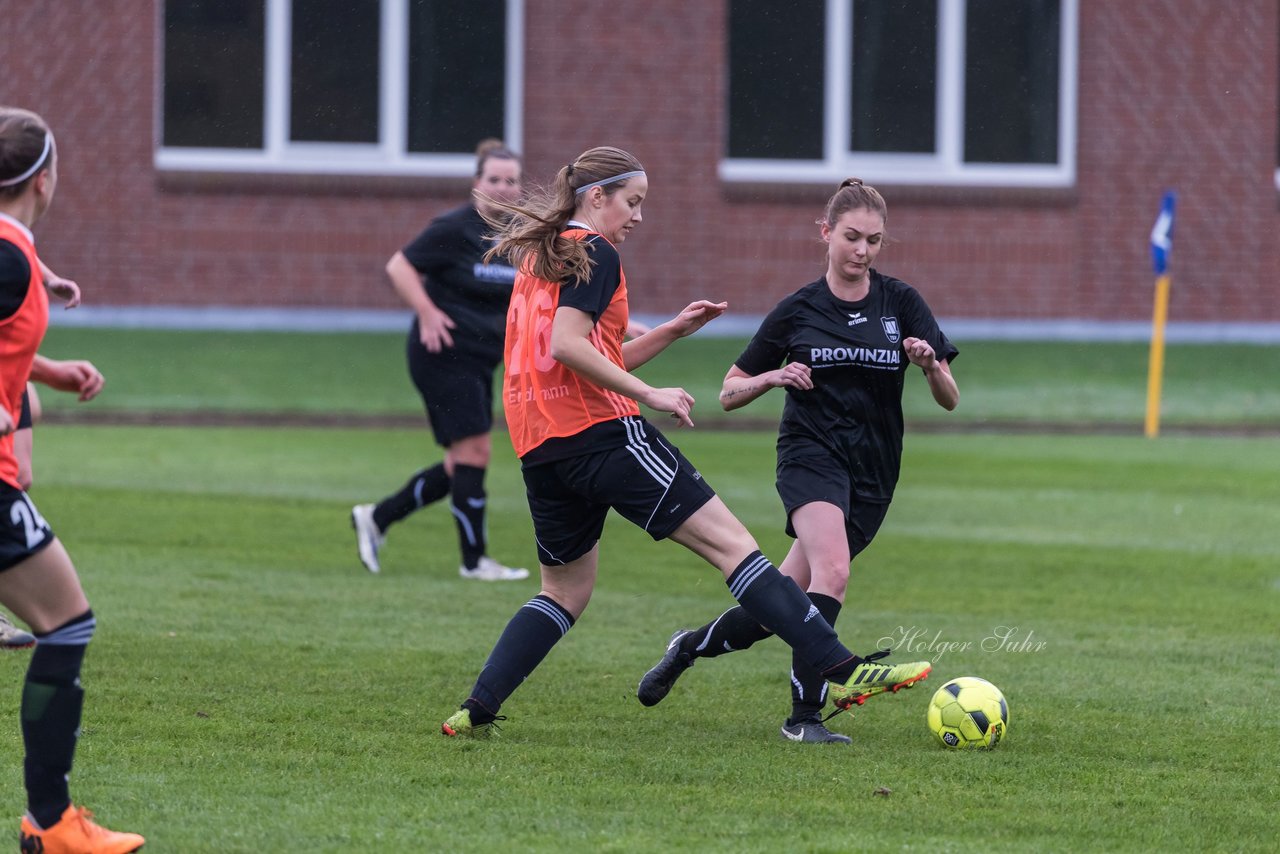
left=623, top=417, right=675, bottom=483
left=621, top=417, right=681, bottom=530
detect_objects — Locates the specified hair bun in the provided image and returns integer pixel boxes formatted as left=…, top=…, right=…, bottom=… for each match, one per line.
left=840, top=177, right=864, bottom=189
left=475, top=137, right=506, bottom=157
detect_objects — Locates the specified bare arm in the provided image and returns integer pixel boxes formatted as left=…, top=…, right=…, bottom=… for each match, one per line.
left=902, top=337, right=958, bottom=411
left=718, top=361, right=813, bottom=411
left=551, top=306, right=697, bottom=427
left=621, top=300, right=727, bottom=371
left=29, top=354, right=105, bottom=402
left=385, top=251, right=455, bottom=352
left=38, top=259, right=81, bottom=308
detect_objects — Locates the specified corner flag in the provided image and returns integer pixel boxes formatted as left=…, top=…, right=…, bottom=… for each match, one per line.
left=1150, top=191, right=1176, bottom=275
left=1145, top=191, right=1176, bottom=438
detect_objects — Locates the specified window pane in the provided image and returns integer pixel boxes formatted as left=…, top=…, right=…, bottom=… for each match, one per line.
left=851, top=0, right=937, bottom=153
left=964, top=0, right=1060, bottom=164
left=728, top=0, right=825, bottom=159
left=291, top=0, right=380, bottom=143
left=408, top=0, right=506, bottom=154
left=163, top=0, right=265, bottom=149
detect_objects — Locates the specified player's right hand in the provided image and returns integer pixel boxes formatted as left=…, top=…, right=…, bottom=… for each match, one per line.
left=0, top=409, right=13, bottom=437
left=418, top=309, right=457, bottom=352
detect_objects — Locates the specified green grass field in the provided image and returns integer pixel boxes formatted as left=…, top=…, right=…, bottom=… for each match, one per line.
left=4, top=328, right=1277, bottom=851
left=35, top=326, right=1280, bottom=429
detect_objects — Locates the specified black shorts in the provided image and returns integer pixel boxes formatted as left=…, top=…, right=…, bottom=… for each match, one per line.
left=0, top=483, right=55, bottom=572
left=521, top=418, right=717, bottom=565
left=406, top=337, right=497, bottom=447
left=776, top=449, right=890, bottom=557
left=18, top=389, right=31, bottom=430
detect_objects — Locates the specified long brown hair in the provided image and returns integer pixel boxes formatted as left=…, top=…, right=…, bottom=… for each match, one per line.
left=483, top=146, right=644, bottom=285
left=0, top=107, right=53, bottom=200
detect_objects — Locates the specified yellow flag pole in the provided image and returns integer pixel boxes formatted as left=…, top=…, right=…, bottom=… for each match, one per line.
left=1144, top=273, right=1171, bottom=439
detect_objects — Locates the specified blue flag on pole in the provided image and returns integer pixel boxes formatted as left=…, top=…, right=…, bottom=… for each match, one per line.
left=1150, top=191, right=1176, bottom=275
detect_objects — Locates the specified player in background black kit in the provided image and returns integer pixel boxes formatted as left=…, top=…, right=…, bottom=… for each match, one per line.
left=351, top=140, right=530, bottom=581
left=638, top=178, right=959, bottom=743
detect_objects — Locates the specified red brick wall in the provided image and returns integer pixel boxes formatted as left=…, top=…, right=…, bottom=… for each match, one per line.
left=3, top=0, right=1276, bottom=322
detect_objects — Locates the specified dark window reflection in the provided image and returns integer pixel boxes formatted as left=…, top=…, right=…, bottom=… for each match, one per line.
left=728, top=0, right=825, bottom=159
left=407, top=0, right=506, bottom=153
left=291, top=0, right=380, bottom=143
left=964, top=0, right=1060, bottom=164
left=851, top=0, right=937, bottom=153
left=164, top=0, right=265, bottom=148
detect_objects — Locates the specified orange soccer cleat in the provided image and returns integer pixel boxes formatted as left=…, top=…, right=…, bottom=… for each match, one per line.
left=19, top=804, right=144, bottom=854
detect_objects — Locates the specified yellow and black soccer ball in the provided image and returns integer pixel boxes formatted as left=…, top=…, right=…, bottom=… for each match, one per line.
left=926, top=676, right=1009, bottom=749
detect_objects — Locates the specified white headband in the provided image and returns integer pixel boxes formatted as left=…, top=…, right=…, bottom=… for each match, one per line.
left=574, top=170, right=645, bottom=196
left=0, top=132, right=52, bottom=188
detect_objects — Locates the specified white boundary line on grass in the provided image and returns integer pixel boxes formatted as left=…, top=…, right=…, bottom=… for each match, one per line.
left=46, top=306, right=1280, bottom=343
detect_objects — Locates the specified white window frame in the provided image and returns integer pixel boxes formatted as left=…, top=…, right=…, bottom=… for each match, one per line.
left=720, top=0, right=1077, bottom=187
left=155, top=0, right=524, bottom=177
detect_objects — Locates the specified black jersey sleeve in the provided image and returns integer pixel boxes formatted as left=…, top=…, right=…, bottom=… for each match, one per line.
left=401, top=215, right=464, bottom=276
left=557, top=236, right=621, bottom=322
left=0, top=239, right=32, bottom=322
left=735, top=299, right=794, bottom=376
left=899, top=286, right=959, bottom=364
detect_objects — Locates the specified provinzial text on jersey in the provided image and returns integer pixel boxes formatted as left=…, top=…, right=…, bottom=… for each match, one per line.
left=809, top=346, right=902, bottom=367
left=473, top=262, right=517, bottom=283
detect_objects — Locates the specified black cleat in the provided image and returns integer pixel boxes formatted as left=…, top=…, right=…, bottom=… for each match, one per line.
left=780, top=714, right=852, bottom=744
left=637, top=629, right=695, bottom=707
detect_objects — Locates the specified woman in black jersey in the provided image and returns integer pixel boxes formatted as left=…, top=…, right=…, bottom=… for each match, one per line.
left=351, top=140, right=530, bottom=581
left=638, top=179, right=959, bottom=744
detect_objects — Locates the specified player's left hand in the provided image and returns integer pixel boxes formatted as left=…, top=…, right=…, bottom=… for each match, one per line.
left=902, top=337, right=937, bottom=369
left=46, top=276, right=82, bottom=308
left=642, top=386, right=696, bottom=428
left=668, top=300, right=728, bottom=338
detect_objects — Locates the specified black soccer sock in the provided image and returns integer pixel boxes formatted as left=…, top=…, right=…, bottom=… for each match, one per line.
left=788, top=593, right=843, bottom=722
left=680, top=607, right=773, bottom=660
left=372, top=463, right=450, bottom=531
left=450, top=464, right=488, bottom=570
left=725, top=552, right=857, bottom=681
left=22, top=610, right=95, bottom=830
left=463, top=595, right=575, bottom=722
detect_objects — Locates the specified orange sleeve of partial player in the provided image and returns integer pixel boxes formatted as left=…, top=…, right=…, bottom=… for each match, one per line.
left=0, top=221, right=49, bottom=489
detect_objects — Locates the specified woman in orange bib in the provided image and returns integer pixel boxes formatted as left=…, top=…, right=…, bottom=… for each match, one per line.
left=0, top=106, right=144, bottom=853
left=441, top=146, right=930, bottom=738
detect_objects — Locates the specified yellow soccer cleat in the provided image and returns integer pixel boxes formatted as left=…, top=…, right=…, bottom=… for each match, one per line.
left=828, top=651, right=931, bottom=710
left=441, top=708, right=503, bottom=739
